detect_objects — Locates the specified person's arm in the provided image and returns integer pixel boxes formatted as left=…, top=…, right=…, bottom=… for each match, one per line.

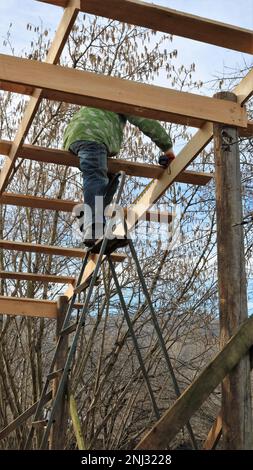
left=126, top=114, right=173, bottom=155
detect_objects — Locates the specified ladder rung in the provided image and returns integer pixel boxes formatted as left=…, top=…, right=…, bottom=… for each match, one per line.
left=47, top=368, right=64, bottom=381
left=74, top=275, right=100, bottom=294
left=60, top=323, right=77, bottom=336
left=32, top=419, right=48, bottom=428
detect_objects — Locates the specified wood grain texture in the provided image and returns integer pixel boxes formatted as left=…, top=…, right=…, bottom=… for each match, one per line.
left=37, top=0, right=253, bottom=54
left=213, top=92, right=253, bottom=449
left=0, top=54, right=247, bottom=128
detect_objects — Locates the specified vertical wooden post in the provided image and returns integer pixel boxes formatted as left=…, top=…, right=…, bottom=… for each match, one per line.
left=213, top=91, right=253, bottom=449
left=49, top=295, right=69, bottom=449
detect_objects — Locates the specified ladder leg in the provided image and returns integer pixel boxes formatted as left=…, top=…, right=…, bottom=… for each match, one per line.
left=24, top=250, right=91, bottom=449
left=127, top=238, right=198, bottom=450
left=39, top=173, right=128, bottom=448
left=108, top=256, right=160, bottom=420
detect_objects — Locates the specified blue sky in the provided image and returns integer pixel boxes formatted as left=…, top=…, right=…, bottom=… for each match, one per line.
left=0, top=0, right=252, bottom=94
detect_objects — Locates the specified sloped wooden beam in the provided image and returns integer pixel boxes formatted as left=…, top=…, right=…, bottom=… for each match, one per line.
left=135, top=315, right=253, bottom=450
left=0, top=0, right=79, bottom=194
left=0, top=240, right=126, bottom=262
left=37, top=0, right=253, bottom=54
left=0, top=296, right=58, bottom=318
left=0, top=140, right=213, bottom=184
left=0, top=271, right=76, bottom=284
left=0, top=54, right=247, bottom=129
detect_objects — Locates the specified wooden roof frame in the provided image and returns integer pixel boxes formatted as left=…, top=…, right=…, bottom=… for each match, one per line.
left=0, top=0, right=252, bottom=314
left=0, top=53, right=248, bottom=130
left=0, top=139, right=213, bottom=184
left=38, top=0, right=253, bottom=54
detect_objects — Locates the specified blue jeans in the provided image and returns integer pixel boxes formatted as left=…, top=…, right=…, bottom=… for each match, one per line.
left=69, top=141, right=119, bottom=237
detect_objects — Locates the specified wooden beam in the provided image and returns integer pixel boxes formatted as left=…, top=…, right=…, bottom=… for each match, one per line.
left=213, top=92, right=252, bottom=449
left=0, top=296, right=58, bottom=318
left=203, top=348, right=253, bottom=450
left=0, top=392, right=52, bottom=441
left=37, top=0, right=253, bottom=54
left=0, top=192, right=78, bottom=212
left=0, top=271, right=76, bottom=284
left=0, top=240, right=126, bottom=262
left=0, top=1, right=79, bottom=194
left=0, top=194, right=173, bottom=225
left=0, top=139, right=213, bottom=185
left=234, top=68, right=253, bottom=105
left=202, top=412, right=222, bottom=450
left=135, top=315, right=253, bottom=450
left=240, top=120, right=253, bottom=138
left=50, top=296, right=69, bottom=449
left=0, top=54, right=247, bottom=129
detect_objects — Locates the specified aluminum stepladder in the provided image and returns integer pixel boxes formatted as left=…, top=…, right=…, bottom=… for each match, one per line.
left=25, top=171, right=197, bottom=450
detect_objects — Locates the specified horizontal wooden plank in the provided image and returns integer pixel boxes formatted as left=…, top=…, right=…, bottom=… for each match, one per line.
left=136, top=315, right=253, bottom=449
left=0, top=81, right=34, bottom=96
left=0, top=192, right=78, bottom=212
left=2, top=78, right=251, bottom=138
left=78, top=54, right=253, bottom=292
left=37, top=0, right=253, bottom=54
left=0, top=193, right=173, bottom=225
left=0, top=271, right=76, bottom=284
left=0, top=54, right=247, bottom=128
left=0, top=240, right=126, bottom=262
left=0, top=296, right=58, bottom=318
left=0, top=139, right=213, bottom=185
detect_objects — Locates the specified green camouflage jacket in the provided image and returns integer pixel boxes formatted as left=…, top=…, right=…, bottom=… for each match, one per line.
left=63, top=107, right=172, bottom=156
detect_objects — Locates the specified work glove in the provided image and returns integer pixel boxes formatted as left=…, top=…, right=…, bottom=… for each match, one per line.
left=158, top=149, right=176, bottom=168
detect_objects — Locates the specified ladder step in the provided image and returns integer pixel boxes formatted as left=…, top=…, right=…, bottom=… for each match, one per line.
left=47, top=368, right=64, bottom=381
left=60, top=323, right=77, bottom=336
left=32, top=420, right=48, bottom=428
left=74, top=274, right=100, bottom=294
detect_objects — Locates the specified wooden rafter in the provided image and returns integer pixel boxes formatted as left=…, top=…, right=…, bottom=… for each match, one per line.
left=0, top=296, right=86, bottom=318
left=37, top=0, right=253, bottom=54
left=0, top=0, right=79, bottom=194
left=0, top=240, right=126, bottom=261
left=0, top=55, right=247, bottom=131
left=0, top=139, right=213, bottom=184
left=0, top=296, right=58, bottom=318
left=0, top=271, right=76, bottom=284
left=0, top=194, right=173, bottom=225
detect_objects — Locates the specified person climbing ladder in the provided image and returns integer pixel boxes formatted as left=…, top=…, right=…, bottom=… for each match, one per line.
left=63, top=107, right=175, bottom=246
